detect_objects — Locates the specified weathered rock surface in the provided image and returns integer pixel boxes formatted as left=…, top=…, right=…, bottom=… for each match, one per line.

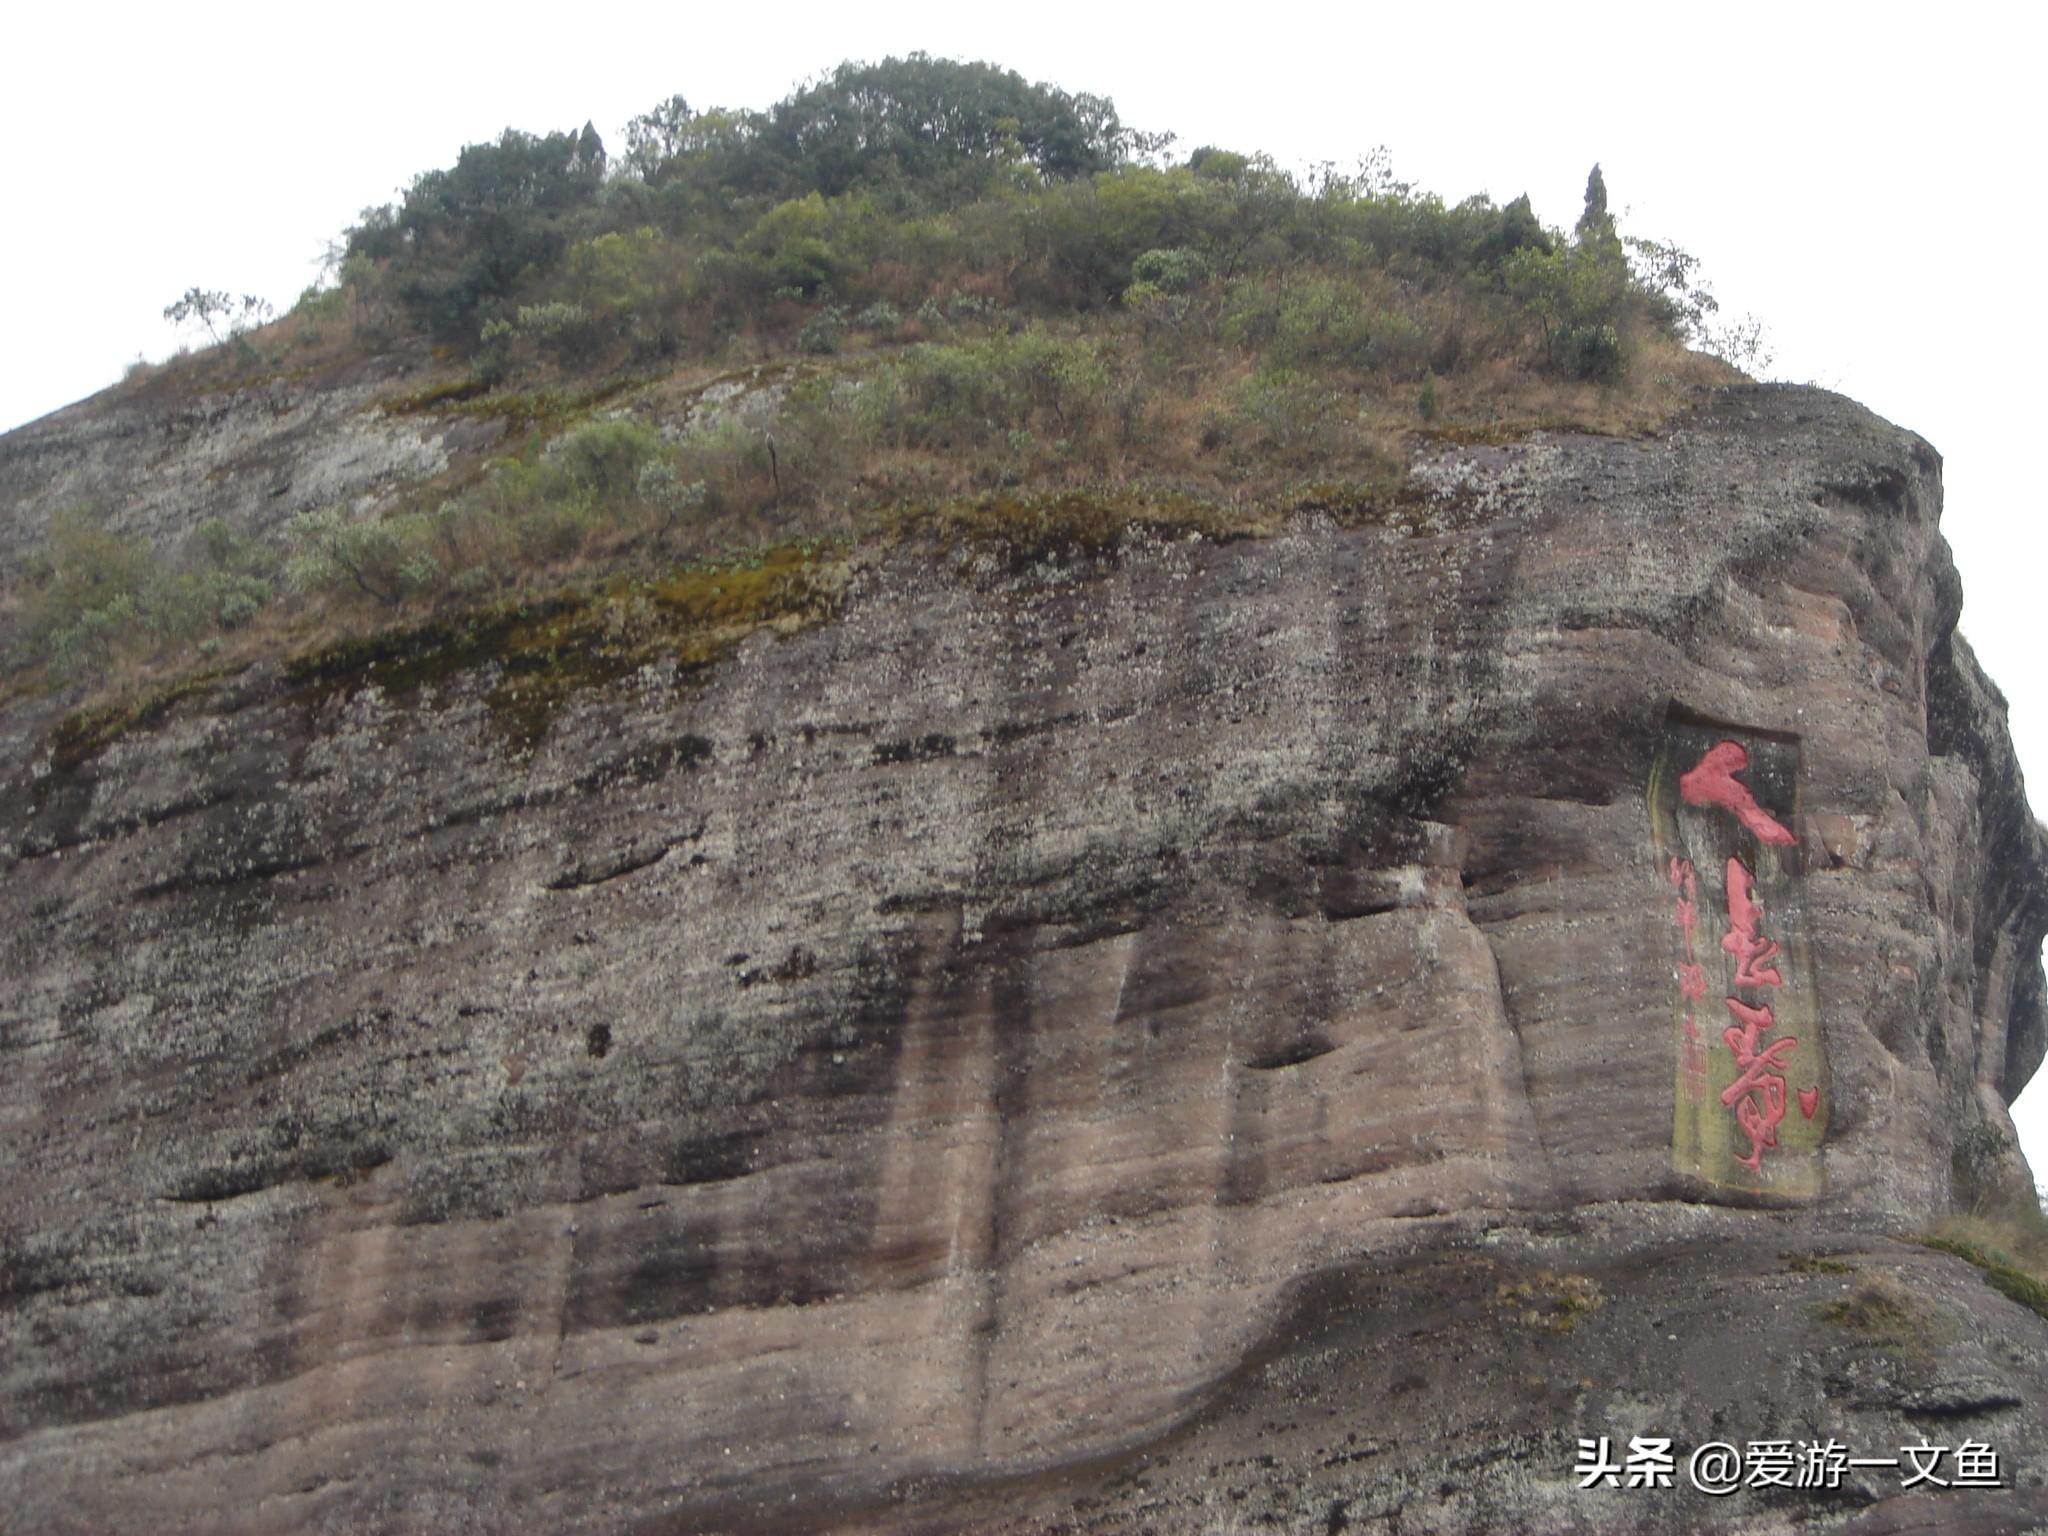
left=2, top=383, right=2046, bottom=1533
left=0, top=358, right=476, bottom=566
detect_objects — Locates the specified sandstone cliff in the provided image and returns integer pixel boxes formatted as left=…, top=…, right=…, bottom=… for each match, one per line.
left=2, top=380, right=2046, bottom=1533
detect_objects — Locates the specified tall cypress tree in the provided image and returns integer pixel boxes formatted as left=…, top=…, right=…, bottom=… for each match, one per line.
left=1575, top=164, right=1618, bottom=248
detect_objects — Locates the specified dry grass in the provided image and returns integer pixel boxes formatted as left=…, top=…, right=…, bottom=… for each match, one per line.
left=1930, top=1207, right=2048, bottom=1270
left=1922, top=1235, right=2048, bottom=1323
left=1418, top=334, right=1740, bottom=442
left=1922, top=1192, right=2048, bottom=1324
left=1495, top=1270, right=1604, bottom=1334
left=1817, top=1273, right=1938, bottom=1355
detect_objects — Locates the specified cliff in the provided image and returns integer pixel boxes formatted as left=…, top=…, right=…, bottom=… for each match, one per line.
left=3, top=378, right=2047, bottom=1534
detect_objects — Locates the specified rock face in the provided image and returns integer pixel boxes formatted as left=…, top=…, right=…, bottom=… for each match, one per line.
left=0, top=359, right=474, bottom=567
left=2, top=383, right=2046, bottom=1533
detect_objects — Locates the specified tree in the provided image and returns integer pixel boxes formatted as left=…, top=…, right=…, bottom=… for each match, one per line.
left=1199, top=152, right=1301, bottom=277
left=1575, top=163, right=1618, bottom=250
left=1499, top=194, right=1551, bottom=256
left=348, top=123, right=610, bottom=341
left=623, top=94, right=695, bottom=179
left=1475, top=193, right=1553, bottom=271
left=757, top=55, right=1142, bottom=206
left=163, top=288, right=274, bottom=347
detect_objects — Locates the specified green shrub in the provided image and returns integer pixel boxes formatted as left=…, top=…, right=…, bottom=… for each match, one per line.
left=1025, top=167, right=1214, bottom=305
left=285, top=507, right=439, bottom=606
left=562, top=227, right=690, bottom=359
left=859, top=327, right=1131, bottom=451
left=635, top=460, right=709, bottom=534
left=669, top=417, right=774, bottom=519
left=1222, top=272, right=1431, bottom=377
left=1129, top=246, right=1208, bottom=296
left=797, top=305, right=849, bottom=355
left=13, top=508, right=279, bottom=675
left=349, top=124, right=609, bottom=342
left=1125, top=280, right=1212, bottom=362
left=1502, top=241, right=1635, bottom=381
left=17, top=508, right=153, bottom=660
left=1555, top=323, right=1625, bottom=383
left=1366, top=309, right=1432, bottom=379
left=551, top=418, right=666, bottom=501
left=940, top=291, right=1006, bottom=327
left=326, top=64, right=1704, bottom=404
left=514, top=301, right=600, bottom=362
left=183, top=519, right=274, bottom=629
left=742, top=193, right=882, bottom=300
left=766, top=376, right=861, bottom=503
left=284, top=417, right=681, bottom=602
left=1224, top=366, right=1337, bottom=460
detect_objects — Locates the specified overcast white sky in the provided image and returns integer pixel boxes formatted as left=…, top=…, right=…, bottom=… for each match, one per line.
left=6, top=3, right=2046, bottom=1168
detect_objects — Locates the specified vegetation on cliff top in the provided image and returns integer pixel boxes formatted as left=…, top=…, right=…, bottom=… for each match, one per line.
left=5, top=55, right=1757, bottom=704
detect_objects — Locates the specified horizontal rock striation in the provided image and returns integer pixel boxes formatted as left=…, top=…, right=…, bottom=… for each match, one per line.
left=1, top=383, right=2044, bottom=1531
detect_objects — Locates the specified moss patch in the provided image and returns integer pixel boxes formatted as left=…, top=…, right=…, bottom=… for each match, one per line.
left=868, top=469, right=1433, bottom=567
left=381, top=371, right=658, bottom=441
left=1495, top=1270, right=1603, bottom=1334
left=382, top=374, right=494, bottom=413
left=874, top=486, right=1262, bottom=559
left=46, top=670, right=234, bottom=777
left=282, top=540, right=847, bottom=753
left=1783, top=1251, right=1856, bottom=1276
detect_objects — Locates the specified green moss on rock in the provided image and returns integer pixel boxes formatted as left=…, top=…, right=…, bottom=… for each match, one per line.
left=1921, top=1236, right=2048, bottom=1322
left=282, top=540, right=848, bottom=752
left=869, top=470, right=1425, bottom=566
left=47, top=671, right=233, bottom=777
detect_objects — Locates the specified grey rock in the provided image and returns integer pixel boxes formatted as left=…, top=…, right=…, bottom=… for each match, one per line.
left=0, top=359, right=470, bottom=570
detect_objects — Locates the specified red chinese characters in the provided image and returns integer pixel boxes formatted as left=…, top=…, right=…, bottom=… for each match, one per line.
left=1668, top=737, right=1818, bottom=1178
left=1669, top=857, right=1707, bottom=1008
left=1721, top=996, right=1795, bottom=1173
left=1668, top=857, right=1709, bottom=1096
left=1721, top=858, right=1784, bottom=988
left=1679, top=741, right=1796, bottom=847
